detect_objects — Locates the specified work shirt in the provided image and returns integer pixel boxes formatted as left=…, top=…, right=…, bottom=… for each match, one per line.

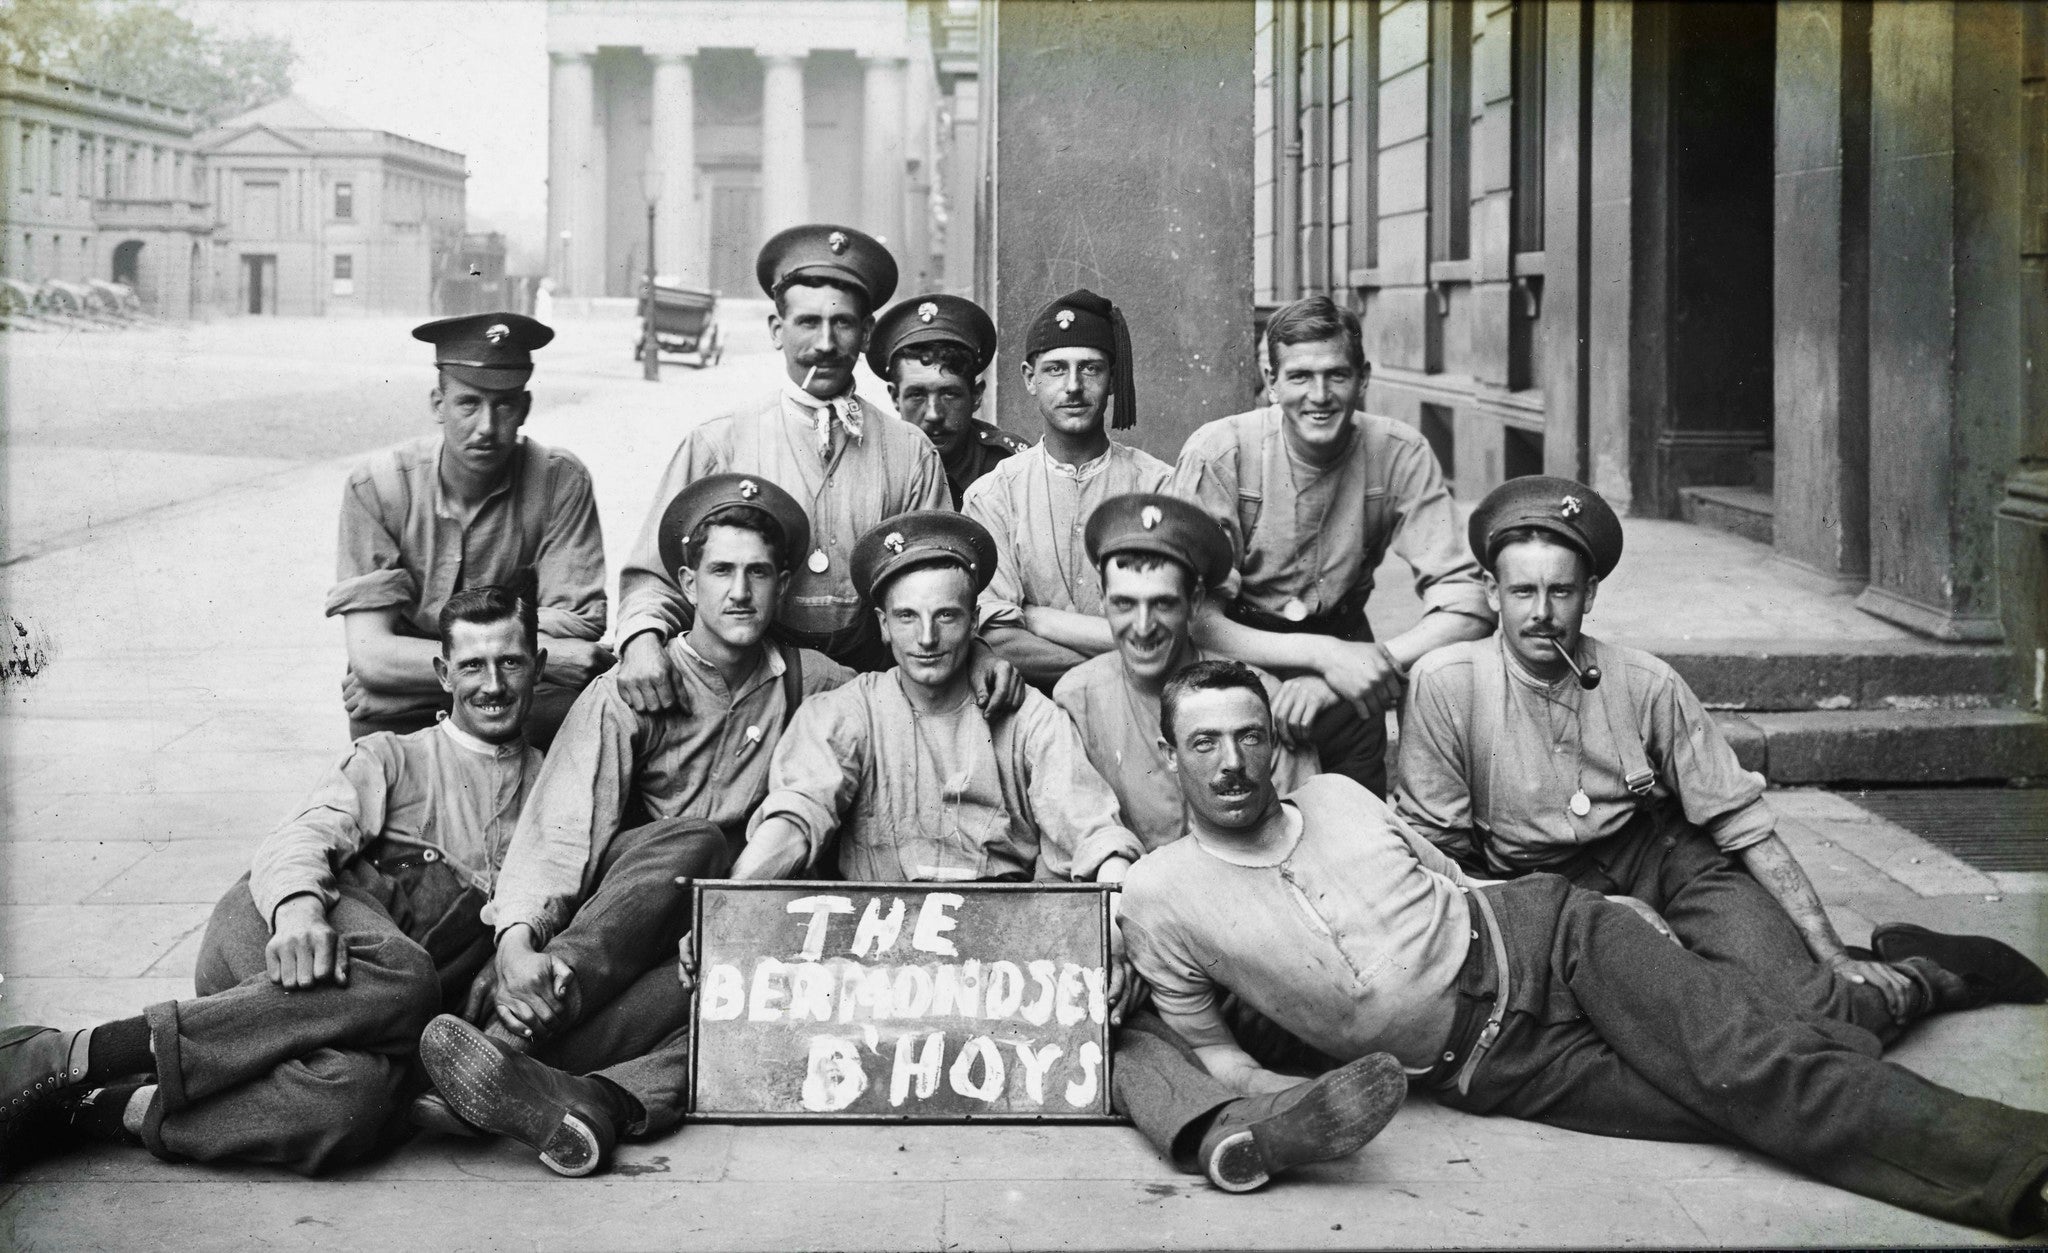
left=326, top=434, right=606, bottom=643
left=1053, top=649, right=1321, bottom=852
left=941, top=420, right=1028, bottom=508
left=1394, top=635, right=1774, bottom=873
left=488, top=638, right=853, bottom=945
left=616, top=388, right=950, bottom=646
left=249, top=719, right=540, bottom=926
left=1119, top=775, right=1474, bottom=1070
left=753, top=671, right=1145, bottom=883
left=963, top=440, right=1173, bottom=630
left=1170, top=407, right=1490, bottom=625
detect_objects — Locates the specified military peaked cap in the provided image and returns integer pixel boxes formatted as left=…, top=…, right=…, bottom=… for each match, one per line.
left=852, top=510, right=998, bottom=604
left=757, top=224, right=898, bottom=310
left=657, top=473, right=812, bottom=580
left=413, top=312, right=554, bottom=389
left=1469, top=475, right=1624, bottom=579
left=866, top=293, right=998, bottom=380
left=1085, top=493, right=1234, bottom=591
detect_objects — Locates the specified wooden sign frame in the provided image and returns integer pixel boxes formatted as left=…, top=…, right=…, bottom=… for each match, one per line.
left=686, top=880, right=1120, bottom=1123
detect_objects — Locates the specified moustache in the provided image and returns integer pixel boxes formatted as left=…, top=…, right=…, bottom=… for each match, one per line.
left=798, top=352, right=850, bottom=368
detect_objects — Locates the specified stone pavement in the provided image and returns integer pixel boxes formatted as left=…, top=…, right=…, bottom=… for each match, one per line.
left=2, top=314, right=2045, bottom=1249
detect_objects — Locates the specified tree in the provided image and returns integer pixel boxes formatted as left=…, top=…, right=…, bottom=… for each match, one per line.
left=2, top=0, right=294, bottom=125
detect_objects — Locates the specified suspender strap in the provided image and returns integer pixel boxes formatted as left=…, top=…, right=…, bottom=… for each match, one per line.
left=778, top=642, right=805, bottom=730
left=1587, top=637, right=1656, bottom=796
left=1466, top=640, right=1510, bottom=864
left=1454, top=886, right=1511, bottom=1097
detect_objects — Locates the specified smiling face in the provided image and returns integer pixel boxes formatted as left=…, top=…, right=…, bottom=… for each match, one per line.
left=433, top=616, right=539, bottom=744
left=771, top=281, right=872, bottom=398
left=1022, top=346, right=1111, bottom=438
left=431, top=374, right=531, bottom=481
left=1270, top=337, right=1365, bottom=462
left=891, top=357, right=984, bottom=459
left=877, top=562, right=977, bottom=696
left=1165, top=685, right=1281, bottom=834
left=1486, top=535, right=1598, bottom=682
left=1101, top=555, right=1201, bottom=687
left=681, top=523, right=788, bottom=653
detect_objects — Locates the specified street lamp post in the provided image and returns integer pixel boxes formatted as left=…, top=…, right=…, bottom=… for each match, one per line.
left=640, top=160, right=663, bottom=382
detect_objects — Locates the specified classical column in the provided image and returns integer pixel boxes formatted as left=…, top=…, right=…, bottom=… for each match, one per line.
left=760, top=52, right=809, bottom=233
left=649, top=50, right=700, bottom=285
left=861, top=54, right=908, bottom=248
left=548, top=49, right=597, bottom=294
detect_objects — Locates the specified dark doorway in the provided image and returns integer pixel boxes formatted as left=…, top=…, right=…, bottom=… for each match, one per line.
left=242, top=254, right=276, bottom=314
left=1653, top=1, right=1777, bottom=509
left=1504, top=427, right=1545, bottom=482
left=111, top=239, right=143, bottom=287
left=708, top=176, right=761, bottom=294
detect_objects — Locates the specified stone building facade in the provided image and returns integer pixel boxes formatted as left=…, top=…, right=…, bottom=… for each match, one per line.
left=543, top=0, right=973, bottom=299
left=196, top=97, right=467, bottom=317
left=0, top=68, right=214, bottom=316
left=1250, top=0, right=2046, bottom=650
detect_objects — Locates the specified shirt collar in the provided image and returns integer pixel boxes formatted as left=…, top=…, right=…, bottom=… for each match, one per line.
left=436, top=713, right=525, bottom=759
left=432, top=438, right=522, bottom=518
left=1190, top=802, right=1304, bottom=867
left=674, top=635, right=783, bottom=690
left=1039, top=441, right=1114, bottom=479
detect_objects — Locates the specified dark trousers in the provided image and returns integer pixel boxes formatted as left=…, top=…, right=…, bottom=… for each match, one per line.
left=141, top=817, right=724, bottom=1174
left=1113, top=1001, right=1337, bottom=1171
left=1496, top=806, right=1899, bottom=1042
left=1434, top=875, right=2048, bottom=1235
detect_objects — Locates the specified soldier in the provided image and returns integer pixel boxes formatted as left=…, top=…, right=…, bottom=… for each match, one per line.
left=1395, top=476, right=2048, bottom=1034
left=964, top=290, right=1173, bottom=690
left=327, top=313, right=610, bottom=750
left=1119, top=660, right=2048, bottom=1237
left=866, top=292, right=1025, bottom=507
left=411, top=475, right=853, bottom=1177
left=611, top=225, right=954, bottom=687
left=731, top=510, right=1142, bottom=884
left=1172, top=295, right=1494, bottom=795
left=3, top=583, right=567, bottom=1176
left=1053, top=493, right=1320, bottom=851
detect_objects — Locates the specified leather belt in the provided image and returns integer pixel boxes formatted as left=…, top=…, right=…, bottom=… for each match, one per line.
left=1452, top=886, right=1511, bottom=1097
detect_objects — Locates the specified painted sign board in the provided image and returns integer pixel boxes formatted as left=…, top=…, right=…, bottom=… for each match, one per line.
left=689, top=881, right=1117, bottom=1121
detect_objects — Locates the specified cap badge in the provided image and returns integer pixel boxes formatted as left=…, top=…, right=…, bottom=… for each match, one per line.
left=485, top=323, right=510, bottom=344
left=1055, top=310, right=1076, bottom=330
left=738, top=479, right=760, bottom=500
left=827, top=231, right=848, bottom=255
left=1140, top=505, right=1163, bottom=530
left=917, top=301, right=938, bottom=324
left=1560, top=495, right=1582, bottom=518
left=884, top=531, right=907, bottom=555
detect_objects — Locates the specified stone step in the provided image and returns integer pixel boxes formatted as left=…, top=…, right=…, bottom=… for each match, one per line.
left=1677, top=484, right=1775, bottom=545
left=1712, top=707, right=2048, bottom=785
left=1637, top=638, right=2017, bottom=711
left=1748, top=449, right=1775, bottom=493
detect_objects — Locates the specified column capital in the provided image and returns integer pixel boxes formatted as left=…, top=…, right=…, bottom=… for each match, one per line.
left=860, top=52, right=911, bottom=68
left=756, top=48, right=810, bottom=67
left=645, top=46, right=699, bottom=64
left=549, top=47, right=597, bottom=64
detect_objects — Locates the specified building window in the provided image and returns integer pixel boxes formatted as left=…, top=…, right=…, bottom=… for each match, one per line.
left=19, top=125, right=35, bottom=192
left=334, top=182, right=353, bottom=220
left=1510, top=0, right=1545, bottom=254
left=332, top=253, right=354, bottom=295
left=76, top=137, right=91, bottom=198
left=47, top=130, right=61, bottom=194
left=1348, top=0, right=1380, bottom=275
left=1429, top=0, right=1473, bottom=263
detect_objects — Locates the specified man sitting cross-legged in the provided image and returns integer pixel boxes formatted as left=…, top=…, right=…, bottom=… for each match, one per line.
left=1119, top=660, right=2048, bottom=1237
left=412, top=475, right=852, bottom=1176
left=1, top=580, right=548, bottom=1177
left=1395, top=476, right=2048, bottom=1039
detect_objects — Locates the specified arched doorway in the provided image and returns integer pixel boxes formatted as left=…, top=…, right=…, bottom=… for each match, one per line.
left=111, top=239, right=143, bottom=287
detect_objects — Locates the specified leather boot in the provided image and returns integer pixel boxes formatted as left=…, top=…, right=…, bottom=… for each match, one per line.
left=417, top=1015, right=621, bottom=1177
left=1872, top=923, right=2048, bottom=1009
left=1196, top=1052, right=1406, bottom=1193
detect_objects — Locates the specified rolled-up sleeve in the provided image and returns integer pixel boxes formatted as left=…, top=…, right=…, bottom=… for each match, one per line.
left=1018, top=700, right=1144, bottom=881
left=1393, top=657, right=1481, bottom=863
left=615, top=433, right=723, bottom=648
left=751, top=690, right=868, bottom=869
left=324, top=469, right=417, bottom=618
left=534, top=454, right=606, bottom=642
left=1117, top=897, right=1227, bottom=1039
left=484, top=679, right=639, bottom=945
left=1651, top=669, right=1774, bottom=854
left=963, top=475, right=1024, bottom=631
left=249, top=742, right=397, bottom=925
left=1384, top=436, right=1493, bottom=624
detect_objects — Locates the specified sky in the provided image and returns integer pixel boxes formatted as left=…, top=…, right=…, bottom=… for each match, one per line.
left=187, top=0, right=551, bottom=265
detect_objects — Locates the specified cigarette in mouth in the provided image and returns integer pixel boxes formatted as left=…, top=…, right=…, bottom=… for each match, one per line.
left=802, top=365, right=818, bottom=389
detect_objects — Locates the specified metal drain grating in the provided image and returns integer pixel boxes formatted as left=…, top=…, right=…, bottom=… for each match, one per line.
left=1841, top=788, right=2048, bottom=872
